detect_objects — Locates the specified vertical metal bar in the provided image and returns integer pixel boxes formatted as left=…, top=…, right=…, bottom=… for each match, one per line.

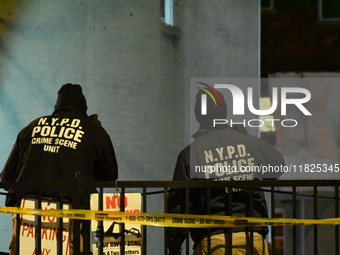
left=16, top=213, right=20, bottom=255
left=57, top=198, right=63, bottom=255
left=72, top=218, right=81, bottom=254
left=185, top=187, right=190, bottom=255
left=143, top=187, right=147, bottom=255
left=335, top=185, right=339, bottom=255
left=120, top=187, right=126, bottom=255
left=245, top=230, right=250, bottom=255
left=82, top=220, right=91, bottom=255
left=73, top=173, right=81, bottom=255
left=271, top=186, right=275, bottom=255
left=207, top=187, right=211, bottom=255
left=163, top=187, right=167, bottom=255
left=299, top=199, right=306, bottom=255
left=227, top=188, right=232, bottom=255
left=248, top=187, right=254, bottom=255
left=313, top=186, right=318, bottom=255
left=36, top=195, right=42, bottom=255
left=292, top=185, right=297, bottom=255
left=98, top=187, right=104, bottom=255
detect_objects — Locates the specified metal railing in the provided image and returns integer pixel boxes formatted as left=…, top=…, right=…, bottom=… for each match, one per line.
left=0, top=180, right=339, bottom=255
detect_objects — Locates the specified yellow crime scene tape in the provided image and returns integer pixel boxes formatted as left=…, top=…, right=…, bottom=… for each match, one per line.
left=0, top=207, right=339, bottom=228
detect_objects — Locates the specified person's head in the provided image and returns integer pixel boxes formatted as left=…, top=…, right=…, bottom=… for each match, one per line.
left=54, top=83, right=87, bottom=116
left=194, top=87, right=227, bottom=129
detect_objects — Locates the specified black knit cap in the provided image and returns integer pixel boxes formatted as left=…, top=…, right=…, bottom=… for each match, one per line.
left=194, top=89, right=227, bottom=129
left=54, top=83, right=87, bottom=115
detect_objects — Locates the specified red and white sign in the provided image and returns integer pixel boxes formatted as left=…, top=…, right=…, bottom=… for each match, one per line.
left=90, top=193, right=142, bottom=255
left=20, top=199, right=71, bottom=255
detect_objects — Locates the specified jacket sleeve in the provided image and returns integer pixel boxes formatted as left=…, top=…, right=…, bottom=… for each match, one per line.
left=94, top=130, right=118, bottom=181
left=167, top=147, right=190, bottom=255
left=255, top=139, right=286, bottom=179
left=0, top=135, right=20, bottom=189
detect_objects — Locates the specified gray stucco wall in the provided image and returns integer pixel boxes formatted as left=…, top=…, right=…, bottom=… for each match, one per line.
left=0, top=0, right=259, bottom=253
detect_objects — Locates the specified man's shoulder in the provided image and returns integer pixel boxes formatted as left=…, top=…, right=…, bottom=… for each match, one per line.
left=20, top=114, right=109, bottom=136
left=191, top=128, right=280, bottom=154
left=20, top=115, right=51, bottom=131
left=192, top=128, right=249, bottom=144
left=178, top=144, right=190, bottom=157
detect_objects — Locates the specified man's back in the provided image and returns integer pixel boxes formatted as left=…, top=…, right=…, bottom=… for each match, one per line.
left=1, top=84, right=118, bottom=206
left=190, top=127, right=285, bottom=180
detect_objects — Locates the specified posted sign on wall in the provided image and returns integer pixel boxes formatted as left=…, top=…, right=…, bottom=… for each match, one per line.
left=19, top=199, right=71, bottom=255
left=90, top=193, right=142, bottom=255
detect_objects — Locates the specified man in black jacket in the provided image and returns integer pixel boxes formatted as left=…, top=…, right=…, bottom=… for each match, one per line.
left=167, top=88, right=285, bottom=255
left=1, top=83, right=118, bottom=255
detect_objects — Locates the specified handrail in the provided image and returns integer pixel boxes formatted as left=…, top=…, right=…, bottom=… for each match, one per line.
left=0, top=179, right=339, bottom=255
left=1, top=179, right=339, bottom=190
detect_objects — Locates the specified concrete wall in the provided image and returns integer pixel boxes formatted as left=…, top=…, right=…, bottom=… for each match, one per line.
left=0, top=0, right=259, bottom=253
